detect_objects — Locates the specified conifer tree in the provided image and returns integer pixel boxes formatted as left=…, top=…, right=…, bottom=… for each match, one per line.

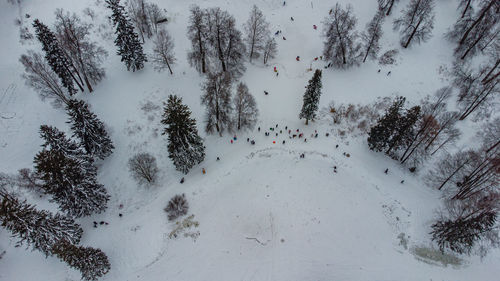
left=0, top=191, right=83, bottom=257
left=52, top=240, right=110, bottom=281
left=368, top=96, right=406, bottom=152
left=66, top=99, right=114, bottom=160
left=34, top=125, right=109, bottom=217
left=33, top=19, right=82, bottom=95
left=161, top=95, right=205, bottom=174
left=106, top=0, right=147, bottom=71
left=299, top=69, right=322, bottom=125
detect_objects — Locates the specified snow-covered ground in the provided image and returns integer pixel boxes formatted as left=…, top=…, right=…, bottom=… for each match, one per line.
left=0, top=0, right=499, bottom=280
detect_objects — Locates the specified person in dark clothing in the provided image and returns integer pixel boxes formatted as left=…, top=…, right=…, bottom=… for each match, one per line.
left=283, top=140, right=286, bottom=144
left=180, top=177, right=185, bottom=183
left=251, top=140, right=255, bottom=145
left=258, top=127, right=260, bottom=131
left=290, top=17, right=294, bottom=21
left=216, top=157, right=220, bottom=161
left=384, top=168, right=388, bottom=174
left=247, top=138, right=250, bottom=142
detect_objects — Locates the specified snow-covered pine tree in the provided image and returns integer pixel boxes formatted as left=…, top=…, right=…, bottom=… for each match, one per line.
left=0, top=191, right=83, bottom=257
left=263, top=37, right=277, bottom=65
left=361, top=10, right=385, bottom=63
left=35, top=125, right=109, bottom=217
left=385, top=105, right=421, bottom=155
left=187, top=5, right=209, bottom=74
left=52, top=240, right=110, bottom=281
left=66, top=99, right=114, bottom=160
left=106, top=0, right=147, bottom=72
left=201, top=72, right=233, bottom=135
left=234, top=82, right=258, bottom=130
left=299, top=69, right=322, bottom=125
left=368, top=96, right=406, bottom=152
left=393, top=0, right=435, bottom=48
left=322, top=3, right=362, bottom=68
left=33, top=19, right=81, bottom=95
left=151, top=29, right=175, bottom=74
left=244, top=5, right=270, bottom=62
left=161, top=95, right=205, bottom=174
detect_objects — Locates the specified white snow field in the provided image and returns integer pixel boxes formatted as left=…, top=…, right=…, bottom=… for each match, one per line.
left=0, top=0, right=499, bottom=280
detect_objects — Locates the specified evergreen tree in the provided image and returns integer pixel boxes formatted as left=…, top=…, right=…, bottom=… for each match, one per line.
left=0, top=191, right=83, bottom=257
left=385, top=105, right=421, bottom=155
left=368, top=96, right=406, bottom=152
left=66, top=99, right=114, bottom=160
left=106, top=0, right=147, bottom=71
left=33, top=19, right=81, bottom=95
left=34, top=125, right=109, bottom=217
left=431, top=210, right=497, bottom=255
left=161, top=95, right=205, bottom=174
left=234, top=82, right=258, bottom=130
left=201, top=72, right=233, bottom=135
left=299, top=69, right=322, bottom=125
left=52, top=240, right=110, bottom=281
left=393, top=0, right=435, bottom=48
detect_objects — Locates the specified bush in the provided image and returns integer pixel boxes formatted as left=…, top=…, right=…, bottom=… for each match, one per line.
left=164, top=194, right=188, bottom=221
left=378, top=49, right=399, bottom=65
left=128, top=153, right=159, bottom=185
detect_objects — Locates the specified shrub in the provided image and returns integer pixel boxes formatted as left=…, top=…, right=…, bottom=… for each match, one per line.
left=128, top=153, right=159, bottom=185
left=164, top=194, right=189, bottom=221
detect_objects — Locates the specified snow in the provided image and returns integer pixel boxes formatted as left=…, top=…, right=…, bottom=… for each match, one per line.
left=0, top=0, right=499, bottom=280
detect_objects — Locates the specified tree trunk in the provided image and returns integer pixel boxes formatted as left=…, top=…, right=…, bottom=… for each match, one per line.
left=482, top=59, right=500, bottom=84
left=197, top=29, right=206, bottom=73
left=458, top=0, right=494, bottom=46
left=386, top=0, right=395, bottom=16
left=461, top=0, right=472, bottom=18
left=403, top=19, right=423, bottom=48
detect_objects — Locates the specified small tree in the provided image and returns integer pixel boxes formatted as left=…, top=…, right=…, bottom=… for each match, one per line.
left=368, top=96, right=406, bottom=152
left=66, top=99, right=114, bottom=160
left=262, top=37, right=277, bottom=64
left=201, top=72, right=233, bottom=135
left=151, top=29, right=175, bottom=74
left=128, top=152, right=158, bottom=185
left=299, top=69, right=322, bottom=125
left=107, top=0, right=147, bottom=71
left=164, top=194, right=188, bottom=221
left=0, top=191, right=83, bottom=257
left=52, top=240, right=110, bottom=281
left=161, top=95, right=205, bottom=174
left=393, top=0, right=435, bottom=48
left=234, top=83, right=258, bottom=130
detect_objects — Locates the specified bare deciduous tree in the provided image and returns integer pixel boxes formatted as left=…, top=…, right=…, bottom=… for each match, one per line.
left=151, top=29, right=175, bottom=74
left=201, top=72, right=233, bottom=135
left=378, top=0, right=400, bottom=16
left=54, top=9, right=107, bottom=93
left=20, top=51, right=69, bottom=107
left=393, top=0, right=435, bottom=48
left=234, top=82, right=258, bottom=130
left=322, top=3, right=362, bottom=68
left=128, top=152, right=159, bottom=185
left=361, top=10, right=384, bottom=63
left=187, top=5, right=208, bottom=74
left=244, top=5, right=270, bottom=62
left=262, top=37, right=277, bottom=64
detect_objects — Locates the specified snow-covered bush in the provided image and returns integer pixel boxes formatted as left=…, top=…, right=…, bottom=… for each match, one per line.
left=164, top=194, right=189, bottom=221
left=378, top=49, right=399, bottom=65
left=128, top=153, right=159, bottom=185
